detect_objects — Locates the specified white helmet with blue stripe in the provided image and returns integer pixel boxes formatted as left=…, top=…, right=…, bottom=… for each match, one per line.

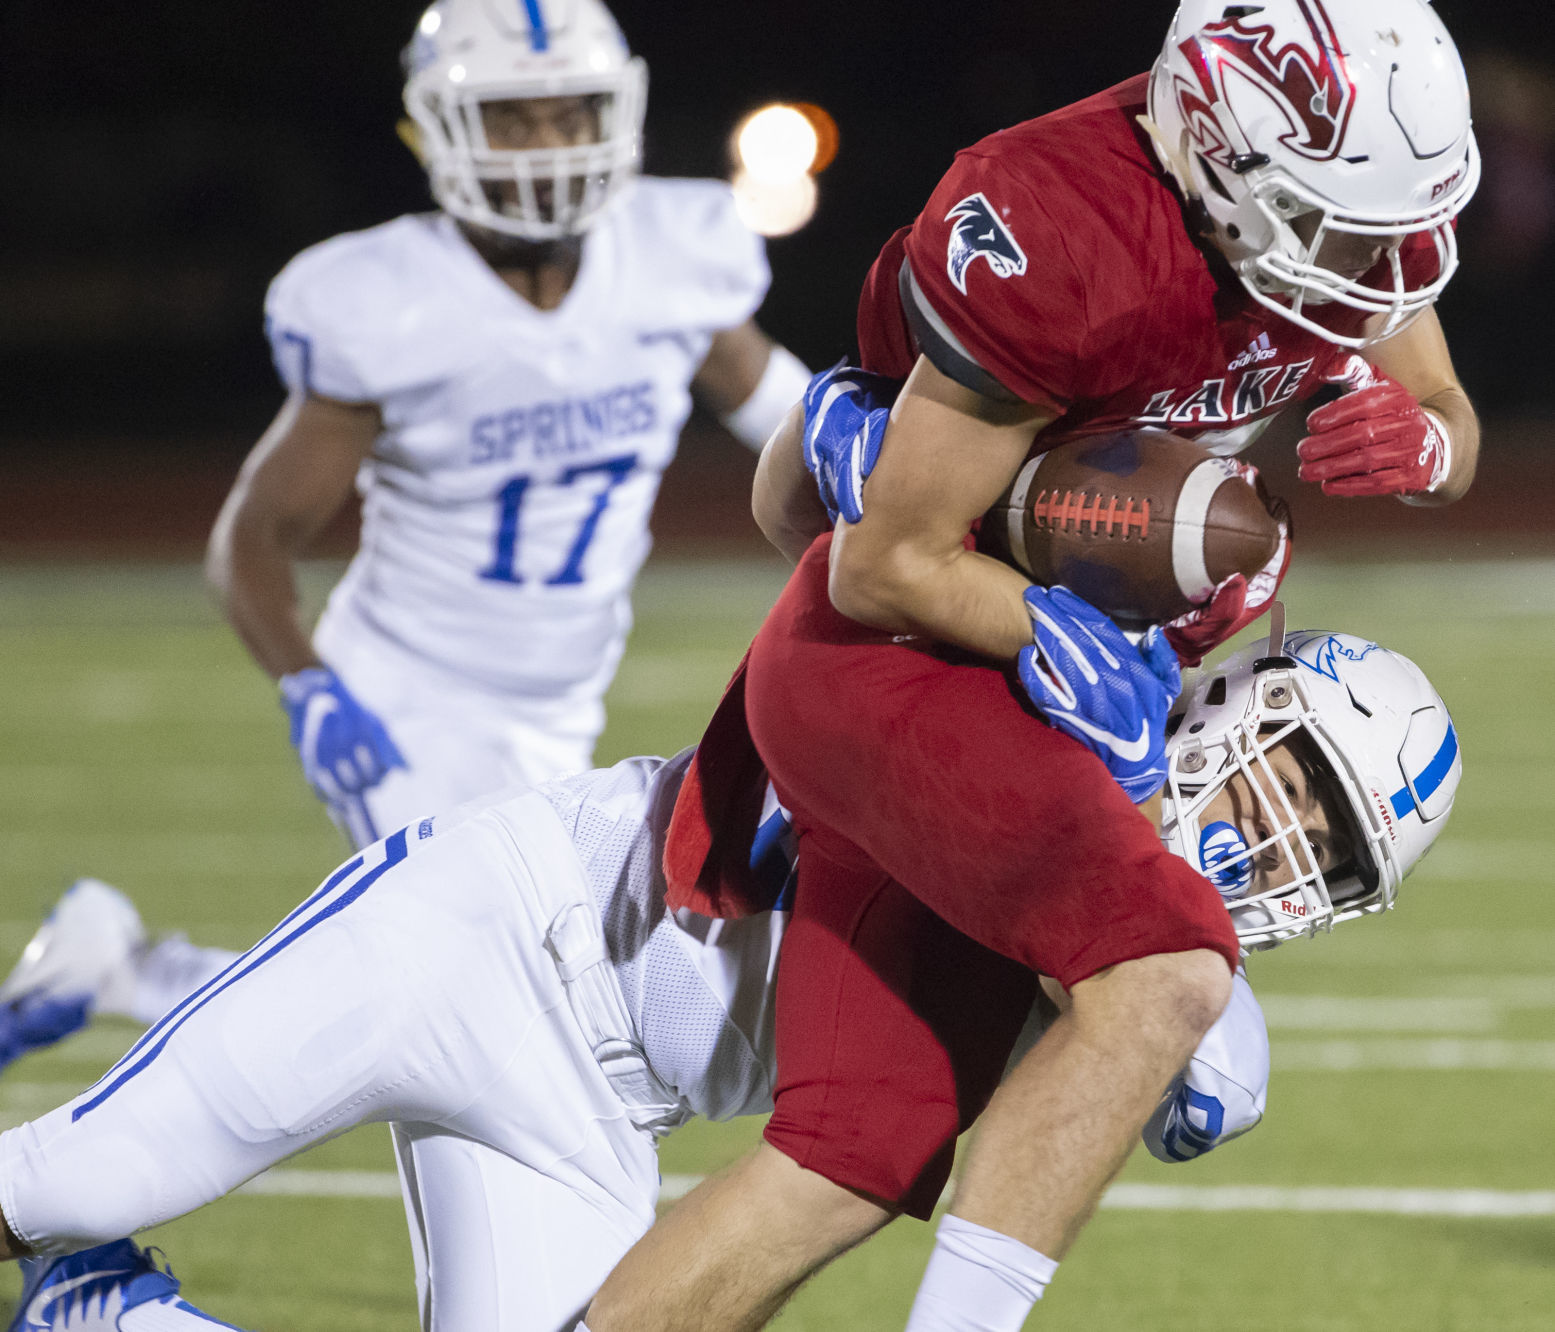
left=1162, top=613, right=1460, bottom=950
left=403, top=0, right=647, bottom=240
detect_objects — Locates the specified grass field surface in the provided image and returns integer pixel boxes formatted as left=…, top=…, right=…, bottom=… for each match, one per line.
left=1, top=553, right=1552, bottom=1329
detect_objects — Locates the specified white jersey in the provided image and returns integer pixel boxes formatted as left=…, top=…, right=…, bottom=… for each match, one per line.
left=265, top=179, right=769, bottom=696
left=539, top=749, right=786, bottom=1123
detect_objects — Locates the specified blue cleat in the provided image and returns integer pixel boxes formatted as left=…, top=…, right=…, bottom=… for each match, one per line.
left=7, top=1239, right=248, bottom=1330
left=0, top=997, right=92, bottom=1076
left=0, top=881, right=145, bottom=1077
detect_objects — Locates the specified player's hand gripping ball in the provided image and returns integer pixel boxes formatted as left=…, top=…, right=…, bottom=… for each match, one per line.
left=1018, top=586, right=1181, bottom=803
left=279, top=667, right=407, bottom=804
left=1297, top=355, right=1452, bottom=499
left=978, top=429, right=1282, bottom=627
left=1162, top=459, right=1292, bottom=667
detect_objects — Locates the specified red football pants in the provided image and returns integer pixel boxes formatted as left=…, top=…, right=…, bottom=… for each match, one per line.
left=750, top=536, right=1237, bottom=1216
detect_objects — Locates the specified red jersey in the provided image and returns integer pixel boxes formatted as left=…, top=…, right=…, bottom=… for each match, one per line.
left=858, top=74, right=1435, bottom=449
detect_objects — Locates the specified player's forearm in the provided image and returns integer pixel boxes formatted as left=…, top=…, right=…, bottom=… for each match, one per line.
left=828, top=531, right=1034, bottom=661
left=753, top=402, right=832, bottom=563
left=205, top=511, right=323, bottom=680
left=1414, top=384, right=1478, bottom=505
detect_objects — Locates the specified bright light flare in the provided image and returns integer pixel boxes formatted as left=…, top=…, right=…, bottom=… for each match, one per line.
left=736, top=105, right=821, bottom=183
left=732, top=169, right=819, bottom=237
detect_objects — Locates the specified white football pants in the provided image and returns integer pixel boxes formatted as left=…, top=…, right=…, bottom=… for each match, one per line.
left=313, top=608, right=602, bottom=849
left=0, top=794, right=661, bottom=1332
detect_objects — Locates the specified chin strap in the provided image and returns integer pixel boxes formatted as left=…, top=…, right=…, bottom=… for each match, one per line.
left=1136, top=114, right=1217, bottom=241
left=396, top=117, right=428, bottom=165
left=1265, top=600, right=1286, bottom=659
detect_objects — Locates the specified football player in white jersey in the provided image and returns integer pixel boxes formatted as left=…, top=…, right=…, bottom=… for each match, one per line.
left=209, top=0, right=811, bottom=850
left=0, top=606, right=1460, bottom=1331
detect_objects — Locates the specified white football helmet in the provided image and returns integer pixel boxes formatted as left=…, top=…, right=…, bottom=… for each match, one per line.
left=1162, top=617, right=1461, bottom=950
left=1145, top=0, right=1479, bottom=347
left=403, top=0, right=647, bottom=240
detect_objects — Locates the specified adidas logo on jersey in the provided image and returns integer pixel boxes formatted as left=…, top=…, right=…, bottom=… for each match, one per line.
left=1228, top=333, right=1277, bottom=371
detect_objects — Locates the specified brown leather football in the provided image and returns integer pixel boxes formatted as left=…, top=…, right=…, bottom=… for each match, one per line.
left=977, top=429, right=1281, bottom=625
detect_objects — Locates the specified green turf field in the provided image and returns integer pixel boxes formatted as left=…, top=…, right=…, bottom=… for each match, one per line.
left=1, top=553, right=1552, bottom=1329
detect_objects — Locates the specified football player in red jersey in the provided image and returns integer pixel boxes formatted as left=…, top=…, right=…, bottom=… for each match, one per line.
left=584, top=3, right=1480, bottom=1331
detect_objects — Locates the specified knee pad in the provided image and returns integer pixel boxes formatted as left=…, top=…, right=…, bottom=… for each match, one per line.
left=1, top=1115, right=169, bottom=1255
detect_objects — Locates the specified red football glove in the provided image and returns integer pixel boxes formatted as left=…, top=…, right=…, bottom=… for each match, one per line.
left=1297, top=355, right=1452, bottom=499
left=1164, top=461, right=1292, bottom=668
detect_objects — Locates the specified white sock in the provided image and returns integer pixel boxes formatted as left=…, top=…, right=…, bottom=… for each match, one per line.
left=106, top=936, right=241, bottom=1026
left=904, top=1214, right=1058, bottom=1331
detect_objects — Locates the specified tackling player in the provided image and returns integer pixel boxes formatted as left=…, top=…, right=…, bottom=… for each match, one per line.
left=0, top=606, right=1460, bottom=1332
left=585, top=3, right=1481, bottom=1330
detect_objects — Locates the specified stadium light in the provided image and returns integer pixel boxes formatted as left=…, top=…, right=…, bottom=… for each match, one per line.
left=732, top=169, right=819, bottom=238
left=736, top=105, right=820, bottom=183
left=729, top=102, right=837, bottom=238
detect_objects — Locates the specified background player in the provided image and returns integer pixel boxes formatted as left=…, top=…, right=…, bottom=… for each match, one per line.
left=0, top=610, right=1459, bottom=1332
left=0, top=0, right=813, bottom=1066
left=209, top=0, right=810, bottom=850
left=584, top=5, right=1481, bottom=1330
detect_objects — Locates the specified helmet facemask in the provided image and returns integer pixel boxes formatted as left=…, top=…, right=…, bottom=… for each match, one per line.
left=402, top=0, right=648, bottom=243
left=1228, top=149, right=1478, bottom=347
left=1165, top=709, right=1380, bottom=951
left=409, top=72, right=646, bottom=240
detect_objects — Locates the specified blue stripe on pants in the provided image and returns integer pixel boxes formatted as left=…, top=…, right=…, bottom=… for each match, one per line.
left=72, top=828, right=410, bottom=1121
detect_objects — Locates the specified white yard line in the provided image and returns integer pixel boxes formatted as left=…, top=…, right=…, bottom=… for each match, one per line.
left=1257, top=995, right=1500, bottom=1032
left=1099, top=1185, right=1555, bottom=1218
left=238, top=1170, right=403, bottom=1200
left=231, top=1171, right=1555, bottom=1219
left=1271, top=1038, right=1555, bottom=1072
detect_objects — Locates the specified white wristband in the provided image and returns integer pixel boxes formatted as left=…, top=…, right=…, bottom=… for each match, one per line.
left=720, top=344, right=812, bottom=452
left=1398, top=410, right=1452, bottom=506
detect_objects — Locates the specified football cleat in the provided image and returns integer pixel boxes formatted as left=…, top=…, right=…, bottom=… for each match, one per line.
left=0, top=881, right=145, bottom=1076
left=7, top=1239, right=247, bottom=1330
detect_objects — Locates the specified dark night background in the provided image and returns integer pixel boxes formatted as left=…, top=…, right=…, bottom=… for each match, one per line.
left=3, top=0, right=1553, bottom=551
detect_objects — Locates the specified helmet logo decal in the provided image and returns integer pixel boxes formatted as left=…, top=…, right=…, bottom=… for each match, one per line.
left=944, top=193, right=1028, bottom=295
left=1177, top=0, right=1356, bottom=166
left=1291, top=633, right=1379, bottom=682
left=1199, top=820, right=1253, bottom=900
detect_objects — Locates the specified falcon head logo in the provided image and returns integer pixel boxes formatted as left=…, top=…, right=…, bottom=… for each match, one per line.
left=1290, top=633, right=1379, bottom=682
left=944, top=193, right=1027, bottom=295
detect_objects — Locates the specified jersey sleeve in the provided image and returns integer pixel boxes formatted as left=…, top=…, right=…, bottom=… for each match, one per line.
left=263, top=241, right=388, bottom=403
left=899, top=148, right=1088, bottom=411
left=633, top=179, right=772, bottom=332
left=1141, top=968, right=1268, bottom=1162
left=855, top=226, right=918, bottom=381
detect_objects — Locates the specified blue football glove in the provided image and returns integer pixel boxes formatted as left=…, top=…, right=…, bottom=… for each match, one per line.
left=279, top=667, right=406, bottom=805
left=1017, top=585, right=1182, bottom=803
left=800, top=361, right=900, bottom=524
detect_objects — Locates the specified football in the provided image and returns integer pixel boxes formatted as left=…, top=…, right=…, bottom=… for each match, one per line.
left=977, top=428, right=1281, bottom=625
